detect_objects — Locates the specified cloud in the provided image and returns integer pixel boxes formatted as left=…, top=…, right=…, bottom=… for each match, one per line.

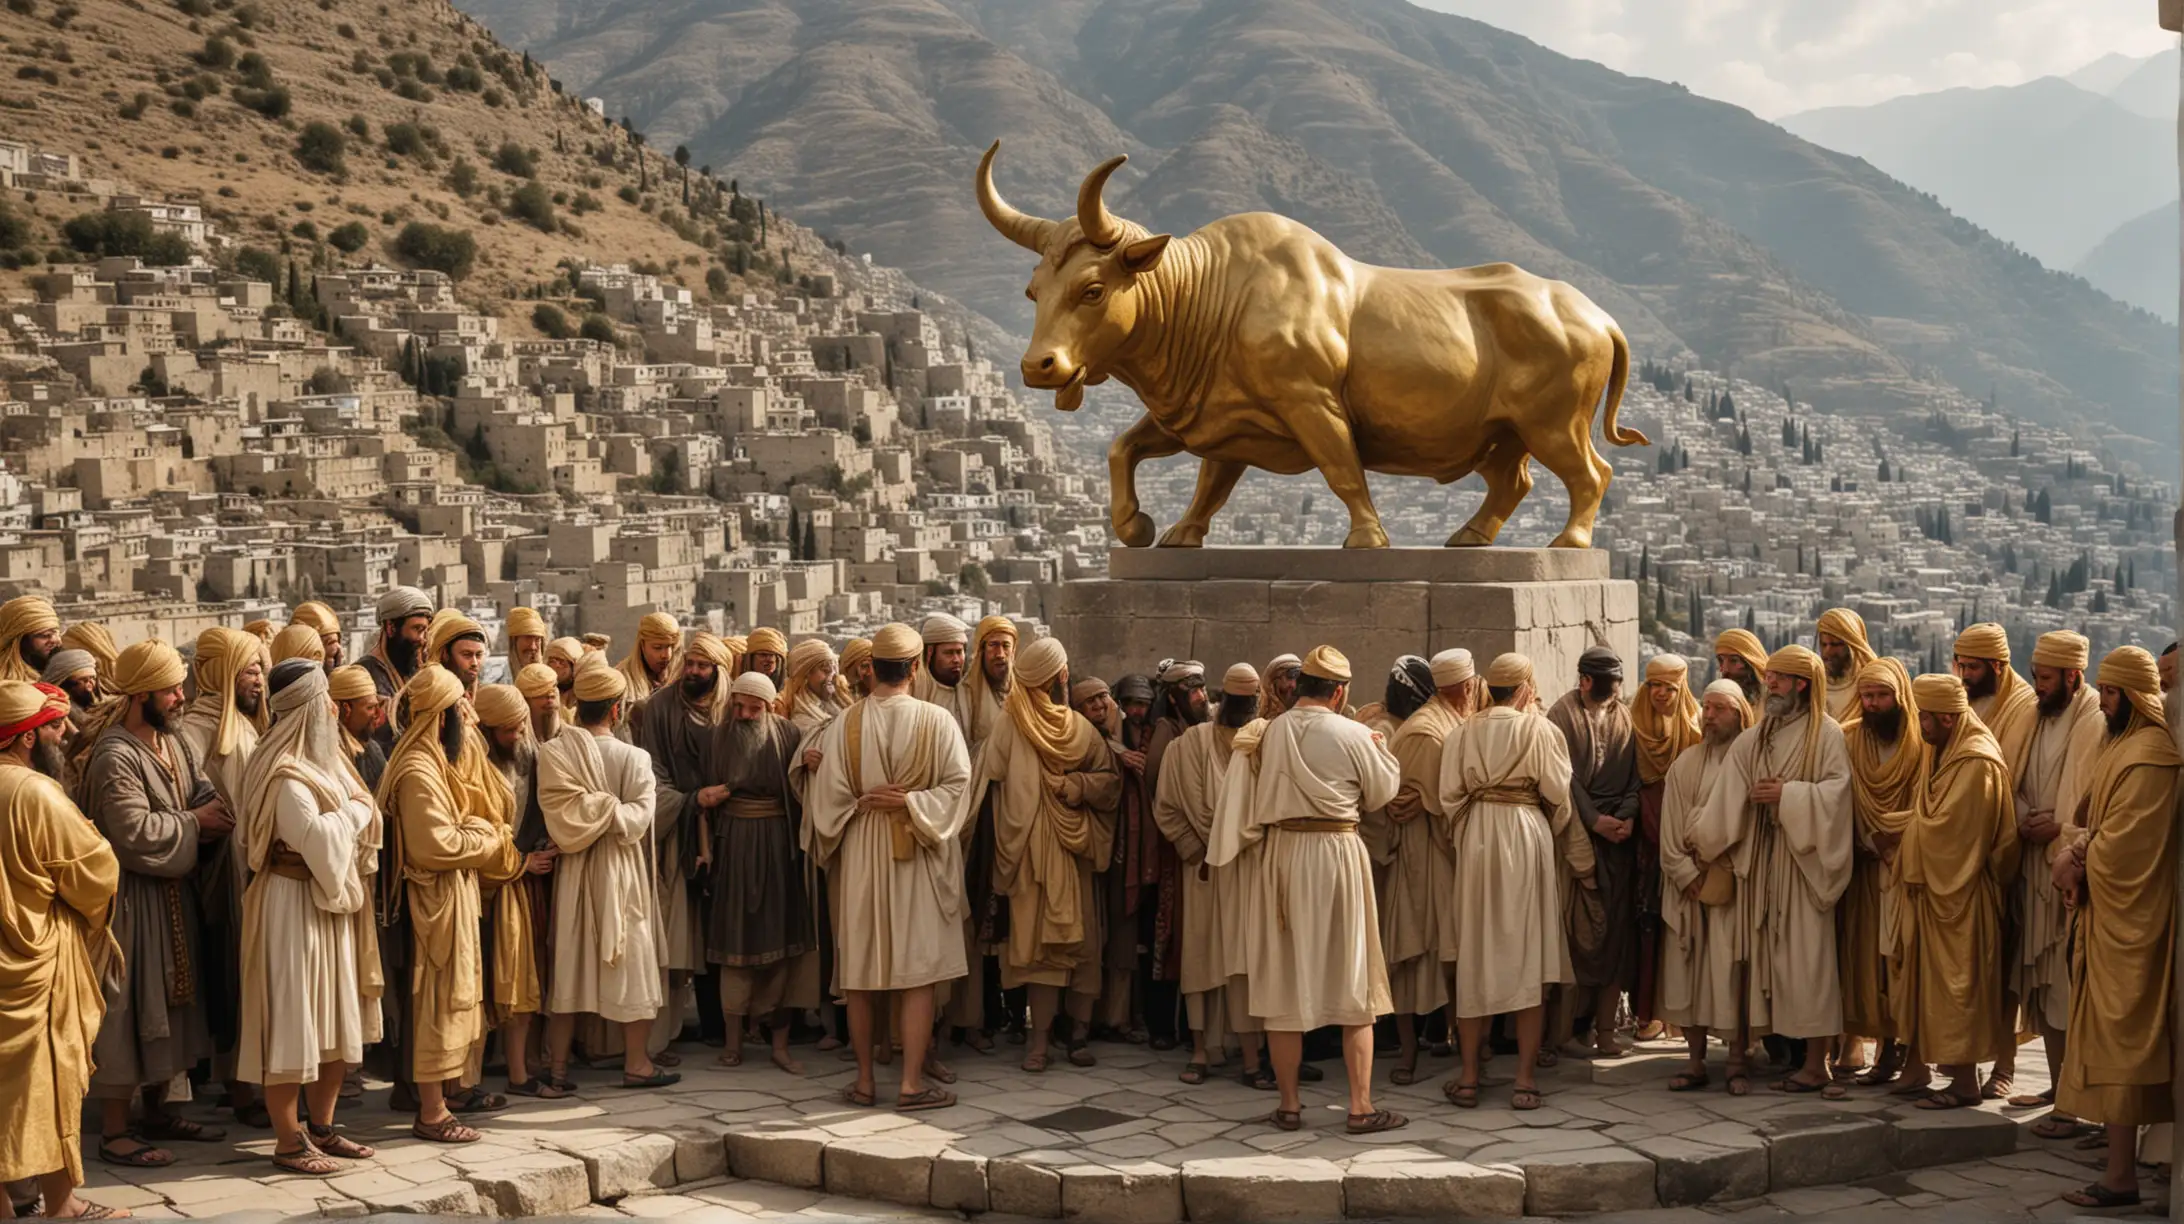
left=1411, top=0, right=2175, bottom=116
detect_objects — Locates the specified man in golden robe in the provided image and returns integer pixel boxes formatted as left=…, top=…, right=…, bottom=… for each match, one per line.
left=1956, top=623, right=2037, bottom=767
left=1210, top=646, right=1403, bottom=1134
left=1887, top=674, right=2015, bottom=1110
left=1713, top=628, right=1768, bottom=707
left=504, top=607, right=547, bottom=671
left=948, top=614, right=1015, bottom=1043
left=2050, top=647, right=2182, bottom=1210
left=1690, top=645, right=1853, bottom=1096
left=378, top=665, right=521, bottom=1144
left=289, top=601, right=345, bottom=671
left=840, top=639, right=874, bottom=700
left=1816, top=609, right=1878, bottom=724
left=0, top=596, right=60, bottom=685
left=1839, top=658, right=1920, bottom=1087
left=1658, top=679, right=1752, bottom=1093
left=977, top=637, right=1119, bottom=1072
left=0, top=680, right=121, bottom=1219
left=614, top=612, right=681, bottom=741
left=741, top=627, right=788, bottom=686
left=1631, top=654, right=1701, bottom=1040
left=517, top=664, right=564, bottom=746
left=780, top=640, right=845, bottom=737
left=271, top=625, right=326, bottom=669
left=797, top=623, right=972, bottom=1112
left=472, top=683, right=561, bottom=1099
left=546, top=638, right=585, bottom=723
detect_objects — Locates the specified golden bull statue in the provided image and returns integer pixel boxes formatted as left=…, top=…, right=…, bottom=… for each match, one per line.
left=976, top=142, right=1650, bottom=549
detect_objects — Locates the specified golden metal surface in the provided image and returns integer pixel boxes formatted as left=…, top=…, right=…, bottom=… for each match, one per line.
left=977, top=142, right=1650, bottom=549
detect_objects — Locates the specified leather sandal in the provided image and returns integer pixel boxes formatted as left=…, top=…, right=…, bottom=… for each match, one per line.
left=308, top=1123, right=377, bottom=1159
left=1346, top=1109, right=1408, bottom=1135
left=410, top=1115, right=481, bottom=1144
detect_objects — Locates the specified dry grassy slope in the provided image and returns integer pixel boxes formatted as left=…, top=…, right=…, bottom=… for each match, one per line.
left=0, top=0, right=867, bottom=331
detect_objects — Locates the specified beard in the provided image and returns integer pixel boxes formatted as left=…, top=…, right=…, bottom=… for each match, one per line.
left=1180, top=693, right=1210, bottom=726
left=2108, top=696, right=2135, bottom=736
left=986, top=661, right=1011, bottom=690
left=1964, top=670, right=1998, bottom=701
left=1705, top=723, right=1740, bottom=746
left=19, top=639, right=51, bottom=672
left=1824, top=654, right=1849, bottom=681
left=31, top=737, right=65, bottom=780
left=438, top=709, right=466, bottom=762
left=2037, top=683, right=2077, bottom=717
left=141, top=697, right=171, bottom=732
left=1764, top=693, right=1799, bottom=719
left=387, top=635, right=420, bottom=676
left=682, top=670, right=718, bottom=699
left=236, top=689, right=262, bottom=718
left=1864, top=706, right=1902, bottom=742
left=1218, top=694, right=1259, bottom=727
left=557, top=677, right=573, bottom=695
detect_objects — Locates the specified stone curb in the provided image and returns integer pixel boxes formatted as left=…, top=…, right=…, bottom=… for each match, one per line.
left=445, top=1104, right=2019, bottom=1220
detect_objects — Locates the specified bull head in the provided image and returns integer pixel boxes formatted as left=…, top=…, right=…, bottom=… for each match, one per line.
left=977, top=142, right=1172, bottom=412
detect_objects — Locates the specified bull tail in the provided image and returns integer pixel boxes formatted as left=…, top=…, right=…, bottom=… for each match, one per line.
left=1600, top=326, right=1648, bottom=447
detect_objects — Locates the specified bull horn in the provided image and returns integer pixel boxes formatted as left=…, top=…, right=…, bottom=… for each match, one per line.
left=976, top=141, right=1058, bottom=254
left=1077, top=154, right=1129, bottom=249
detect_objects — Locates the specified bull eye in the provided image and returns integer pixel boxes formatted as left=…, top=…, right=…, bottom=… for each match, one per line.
left=1081, top=284, right=1105, bottom=305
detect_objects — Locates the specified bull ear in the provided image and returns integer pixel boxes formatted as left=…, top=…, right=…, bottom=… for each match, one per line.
left=1119, top=233, right=1171, bottom=275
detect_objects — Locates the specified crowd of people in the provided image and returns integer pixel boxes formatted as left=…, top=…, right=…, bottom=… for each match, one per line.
left=0, top=591, right=2176, bottom=1216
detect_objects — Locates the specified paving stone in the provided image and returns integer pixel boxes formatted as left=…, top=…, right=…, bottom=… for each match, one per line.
left=1633, top=1134, right=1770, bottom=1206
left=351, top=1178, right=483, bottom=1215
left=1763, top=1113, right=1892, bottom=1189
left=548, top=1130, right=680, bottom=1200
left=618, top=1193, right=719, bottom=1219
left=1180, top=1155, right=1345, bottom=1223
left=315, top=1199, right=369, bottom=1218
left=929, top=1149, right=988, bottom=1212
left=989, top=1157, right=1064, bottom=1217
left=461, top=1150, right=594, bottom=1216
left=669, top=1126, right=730, bottom=1183
left=823, top=1134, right=947, bottom=1207
left=1887, top=1107, right=2019, bottom=1168
left=1057, top=1161, right=1182, bottom=1224
left=1340, top=1158, right=1525, bottom=1219
left=1518, top=1146, right=1659, bottom=1215
left=723, top=1126, right=827, bottom=1188
left=1768, top=1183, right=1888, bottom=1213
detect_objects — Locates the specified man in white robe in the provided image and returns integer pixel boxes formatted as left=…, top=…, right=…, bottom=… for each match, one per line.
left=1210, top=645, right=1404, bottom=1134
left=1690, top=645, right=1854, bottom=1096
left=797, top=623, right=972, bottom=1112
left=236, top=659, right=382, bottom=1175
left=1658, top=680, right=1753, bottom=1093
left=537, top=663, right=674, bottom=1089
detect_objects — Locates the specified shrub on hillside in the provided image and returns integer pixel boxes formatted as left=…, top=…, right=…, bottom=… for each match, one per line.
left=531, top=303, right=570, bottom=339
left=194, top=35, right=235, bottom=69
left=578, top=314, right=615, bottom=345
left=232, top=246, right=280, bottom=284
left=326, top=221, right=369, bottom=253
left=394, top=222, right=475, bottom=280
left=234, top=84, right=290, bottom=118
left=61, top=210, right=190, bottom=264
left=294, top=121, right=346, bottom=175
left=507, top=181, right=554, bottom=232
left=493, top=142, right=536, bottom=178
left=444, top=159, right=477, bottom=197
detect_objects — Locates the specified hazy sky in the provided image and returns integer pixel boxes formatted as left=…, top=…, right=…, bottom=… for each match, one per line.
left=1412, top=0, right=2175, bottom=117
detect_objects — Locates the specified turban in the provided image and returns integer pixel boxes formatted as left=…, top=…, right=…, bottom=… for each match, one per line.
left=1817, top=607, right=1874, bottom=654
left=192, top=626, right=268, bottom=755
left=1703, top=678, right=1749, bottom=706
left=242, top=619, right=275, bottom=643
left=1430, top=649, right=1475, bottom=687
left=921, top=614, right=969, bottom=646
left=788, top=639, right=835, bottom=678
left=1715, top=627, right=1767, bottom=673
left=377, top=586, right=432, bottom=624
left=1765, top=645, right=1822, bottom=682
left=580, top=633, right=611, bottom=652
left=2031, top=631, right=2089, bottom=672
left=683, top=632, right=733, bottom=669
left=0, top=680, right=67, bottom=739
left=271, top=623, right=325, bottom=665
left=403, top=665, right=466, bottom=728
left=1070, top=678, right=1111, bottom=706
left=1486, top=653, right=1534, bottom=689
left=60, top=622, right=116, bottom=680
left=329, top=664, right=378, bottom=702
left=1114, top=674, right=1155, bottom=705
left=840, top=638, right=872, bottom=675
left=113, top=639, right=187, bottom=695
left=638, top=612, right=680, bottom=643
left=974, top=615, right=1018, bottom=646
left=1301, top=645, right=1350, bottom=683
left=472, top=683, right=529, bottom=730
left=1910, top=673, right=1970, bottom=716
left=1266, top=653, right=1301, bottom=675
left=1577, top=646, right=1624, bottom=680
left=573, top=664, right=627, bottom=703
left=425, top=609, right=485, bottom=663
left=1954, top=622, right=2010, bottom=664
left=721, top=634, right=748, bottom=657
left=290, top=600, right=341, bottom=637
left=547, top=637, right=585, bottom=667
left=1156, top=659, right=1205, bottom=684
left=506, top=607, right=547, bottom=641
left=871, top=623, right=921, bottom=661
left=2097, top=647, right=2169, bottom=737
left=515, top=663, right=560, bottom=700
left=1222, top=663, right=1261, bottom=697
left=0, top=596, right=57, bottom=684
left=39, top=648, right=95, bottom=685
left=744, top=627, right=786, bottom=657
left=1646, top=654, right=1689, bottom=683
left=1016, top=637, right=1069, bottom=688
left=730, top=672, right=778, bottom=703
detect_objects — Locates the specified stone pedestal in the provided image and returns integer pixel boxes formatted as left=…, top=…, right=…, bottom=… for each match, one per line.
left=1048, top=548, right=1638, bottom=689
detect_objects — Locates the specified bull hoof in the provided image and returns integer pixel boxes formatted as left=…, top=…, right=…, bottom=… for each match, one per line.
left=1548, top=528, right=1594, bottom=549
left=1115, top=511, right=1157, bottom=548
left=1342, top=524, right=1390, bottom=549
left=1155, top=522, right=1206, bottom=548
left=1447, top=525, right=1496, bottom=547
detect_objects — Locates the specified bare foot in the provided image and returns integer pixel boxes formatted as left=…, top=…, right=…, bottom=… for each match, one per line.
left=770, top=1048, right=805, bottom=1076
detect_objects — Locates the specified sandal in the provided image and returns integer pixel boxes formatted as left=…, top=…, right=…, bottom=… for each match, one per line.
left=270, top=1143, right=342, bottom=1177
left=1067, top=1042, right=1097, bottom=1068
left=48, top=1203, right=127, bottom=1220
left=923, top=1055, right=957, bottom=1084
left=1773, top=1077, right=1849, bottom=1099
left=654, top=1050, right=683, bottom=1068
left=960, top=1031, right=995, bottom=1054
left=446, top=1088, right=509, bottom=1114
left=2008, top=1088, right=2057, bottom=1109
left=1668, top=1071, right=1711, bottom=1093
left=1346, top=1109, right=1408, bottom=1134
left=1979, top=1073, right=2012, bottom=1101
left=1534, top=1049, right=1560, bottom=1069
left=1443, top=1081, right=1479, bottom=1109
left=137, top=1114, right=226, bottom=1143
left=1511, top=1086, right=1543, bottom=1111
left=1390, top=1063, right=1417, bottom=1086
left=1266, top=1108, right=1302, bottom=1132
left=841, top=1085, right=876, bottom=1107
left=544, top=1072, right=577, bottom=1094
left=2075, top=1133, right=2110, bottom=1151
left=619, top=1070, right=682, bottom=1090
left=1854, top=1065, right=1898, bottom=1088
left=1914, top=1090, right=1979, bottom=1110
left=97, top=1135, right=174, bottom=1168
left=507, top=1077, right=570, bottom=1099
left=1021, top=1052, right=1050, bottom=1074
left=1179, top=1062, right=1208, bottom=1085
left=1726, top=1073, right=1751, bottom=1097
left=896, top=1086, right=956, bottom=1113
left=1239, top=1066, right=1276, bottom=1091
left=2062, top=1183, right=2141, bottom=1208
left=2032, top=1116, right=2098, bottom=1141
left=716, top=1048, right=743, bottom=1068
left=307, top=1123, right=376, bottom=1160
left=410, top=1116, right=481, bottom=1144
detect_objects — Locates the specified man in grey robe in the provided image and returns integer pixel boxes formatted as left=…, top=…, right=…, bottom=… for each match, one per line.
left=1546, top=646, right=1643, bottom=1059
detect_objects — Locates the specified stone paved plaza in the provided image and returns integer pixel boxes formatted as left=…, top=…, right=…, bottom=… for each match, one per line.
left=78, top=1034, right=2163, bottom=1222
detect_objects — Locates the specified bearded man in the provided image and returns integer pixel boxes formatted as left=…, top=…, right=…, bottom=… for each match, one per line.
left=840, top=638, right=874, bottom=700
left=977, top=638, right=1120, bottom=1073
left=1689, top=646, right=1854, bottom=1097
left=701, top=672, right=817, bottom=1074
left=516, top=664, right=563, bottom=747
left=779, top=640, right=845, bottom=737
left=538, top=665, right=675, bottom=1091
left=943, top=616, right=1016, bottom=1045
left=1955, top=623, right=2037, bottom=769
left=41, top=649, right=98, bottom=714
left=546, top=638, right=584, bottom=723
left=1631, top=654, right=1702, bottom=1038
left=85, top=639, right=230, bottom=1166
left=2049, top=647, right=2183, bottom=1211
left=290, top=601, right=345, bottom=670
left=1885, top=674, right=2015, bottom=1111
left=615, top=613, right=681, bottom=741
left=1658, top=680, right=1754, bottom=1094
left=505, top=608, right=547, bottom=671
left=911, top=614, right=970, bottom=730
left=1816, top=609, right=1878, bottom=724
left=472, top=684, right=562, bottom=1100
left=328, top=667, right=386, bottom=789
left=1375, top=652, right=1465, bottom=1084
left=638, top=631, right=734, bottom=1058
left=1714, top=629, right=1768, bottom=706
left=1122, top=659, right=1202, bottom=1050
left=422, top=610, right=489, bottom=696
left=60, top=621, right=117, bottom=693
left=1088, top=672, right=1156, bottom=1044
left=0, top=680, right=120, bottom=1219
left=1839, top=658, right=1921, bottom=1088
left=1547, top=647, right=1642, bottom=1060
left=1262, top=654, right=1302, bottom=721
left=798, top=623, right=973, bottom=1113
left=378, top=665, right=522, bottom=1144
left=0, top=596, right=59, bottom=685
left=235, top=659, right=384, bottom=1175
left=359, top=587, right=433, bottom=745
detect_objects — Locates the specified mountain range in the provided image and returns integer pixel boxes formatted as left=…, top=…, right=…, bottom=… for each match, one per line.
left=458, top=0, right=2181, bottom=446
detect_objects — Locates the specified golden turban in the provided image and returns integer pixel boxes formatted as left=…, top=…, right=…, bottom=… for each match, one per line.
left=424, top=609, right=485, bottom=664
left=1015, top=637, right=1069, bottom=688
left=841, top=638, right=872, bottom=675
left=2098, top=646, right=2167, bottom=732
left=515, top=663, right=559, bottom=700
left=1223, top=663, right=1261, bottom=696
left=746, top=626, right=787, bottom=657
left=328, top=664, right=377, bottom=702
left=1070, top=678, right=1111, bottom=706
left=974, top=615, right=1017, bottom=646
left=731, top=672, right=778, bottom=704
left=871, top=623, right=921, bottom=661
left=1633, top=653, right=1702, bottom=784
left=1715, top=628, right=1768, bottom=677
left=683, top=632, right=733, bottom=669
left=1486, top=652, right=1534, bottom=689
left=0, top=596, right=58, bottom=684
left=112, top=638, right=187, bottom=696
left=1954, top=622, right=2010, bottom=663
left=2032, top=631, right=2090, bottom=672
left=787, top=638, right=834, bottom=676
left=1300, top=644, right=1350, bottom=683
left=1765, top=644, right=1822, bottom=681
left=0, top=680, right=57, bottom=736
left=472, top=683, right=529, bottom=730
left=1911, top=672, right=1971, bottom=716
left=242, top=619, right=274, bottom=643
left=192, top=625, right=270, bottom=760
left=573, top=663, right=627, bottom=703
left=546, top=637, right=585, bottom=667
left=506, top=607, right=547, bottom=642
left=271, top=623, right=325, bottom=665
left=638, top=612, right=680, bottom=643
left=289, top=600, right=341, bottom=637
left=61, top=621, right=117, bottom=683
left=921, top=614, right=969, bottom=645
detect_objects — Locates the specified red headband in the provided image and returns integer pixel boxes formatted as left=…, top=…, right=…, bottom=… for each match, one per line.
left=0, top=683, right=70, bottom=741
